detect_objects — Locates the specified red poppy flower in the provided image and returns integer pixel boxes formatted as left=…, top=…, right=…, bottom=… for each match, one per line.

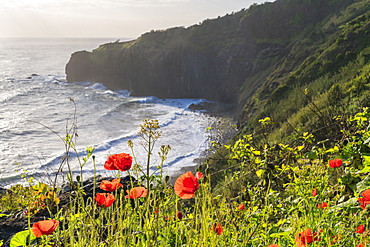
left=32, top=219, right=59, bottom=238
left=356, top=244, right=365, bottom=247
left=317, top=202, right=328, bottom=209
left=331, top=235, right=342, bottom=244
left=174, top=171, right=200, bottom=199
left=296, top=228, right=319, bottom=247
left=196, top=171, right=204, bottom=179
left=95, top=193, right=115, bottom=207
left=100, top=178, right=123, bottom=192
left=177, top=211, right=183, bottom=220
left=104, top=153, right=132, bottom=171
left=212, top=223, right=223, bottom=235
left=328, top=159, right=342, bottom=168
left=355, top=224, right=365, bottom=234
left=125, top=187, right=148, bottom=199
left=237, top=203, right=245, bottom=210
left=358, top=189, right=370, bottom=209
left=312, top=188, right=317, bottom=197
left=267, top=245, right=279, bottom=247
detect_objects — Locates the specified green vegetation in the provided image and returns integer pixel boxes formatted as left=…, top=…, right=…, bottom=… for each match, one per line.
left=68, top=0, right=369, bottom=112
left=239, top=0, right=370, bottom=143
left=0, top=182, right=59, bottom=215
left=1, top=108, right=370, bottom=246
left=5, top=0, right=370, bottom=245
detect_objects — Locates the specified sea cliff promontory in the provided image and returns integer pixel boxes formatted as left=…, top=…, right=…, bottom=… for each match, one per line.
left=66, top=0, right=370, bottom=141
left=65, top=25, right=258, bottom=103
left=66, top=0, right=352, bottom=102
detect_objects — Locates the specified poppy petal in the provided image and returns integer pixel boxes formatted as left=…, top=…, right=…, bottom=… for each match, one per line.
left=32, top=220, right=59, bottom=238
left=362, top=189, right=370, bottom=200
left=126, top=187, right=148, bottom=199
left=174, top=171, right=199, bottom=199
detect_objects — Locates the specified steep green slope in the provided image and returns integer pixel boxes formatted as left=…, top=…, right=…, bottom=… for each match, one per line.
left=65, top=0, right=370, bottom=144
left=66, top=0, right=357, bottom=104
left=240, top=0, right=370, bottom=142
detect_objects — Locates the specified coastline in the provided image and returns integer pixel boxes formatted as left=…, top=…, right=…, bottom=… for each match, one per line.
left=0, top=100, right=237, bottom=188
left=168, top=101, right=237, bottom=184
left=0, top=100, right=237, bottom=245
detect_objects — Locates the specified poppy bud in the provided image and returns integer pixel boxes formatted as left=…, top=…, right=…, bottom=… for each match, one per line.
left=312, top=188, right=317, bottom=197
left=196, top=171, right=204, bottom=179
left=212, top=223, right=223, bottom=235
left=355, top=224, right=365, bottom=234
left=177, top=211, right=183, bottom=220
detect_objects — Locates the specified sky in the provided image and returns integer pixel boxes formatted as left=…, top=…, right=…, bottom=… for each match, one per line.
left=0, top=0, right=271, bottom=39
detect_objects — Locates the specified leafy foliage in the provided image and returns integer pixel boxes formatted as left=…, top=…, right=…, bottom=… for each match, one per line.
left=1, top=109, right=370, bottom=246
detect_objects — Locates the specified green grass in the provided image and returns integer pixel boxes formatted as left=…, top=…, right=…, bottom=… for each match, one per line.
left=2, top=108, right=370, bottom=246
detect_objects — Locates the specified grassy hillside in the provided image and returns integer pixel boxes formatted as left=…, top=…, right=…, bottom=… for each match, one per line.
left=66, top=0, right=361, bottom=106
left=238, top=0, right=370, bottom=143
left=67, top=0, right=369, bottom=143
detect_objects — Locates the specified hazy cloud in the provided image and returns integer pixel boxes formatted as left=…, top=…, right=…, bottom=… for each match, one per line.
left=0, top=0, right=192, bottom=9
left=0, top=0, right=269, bottom=38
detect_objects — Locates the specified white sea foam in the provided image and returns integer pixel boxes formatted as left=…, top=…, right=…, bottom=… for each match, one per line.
left=90, top=83, right=107, bottom=90
left=0, top=38, right=233, bottom=186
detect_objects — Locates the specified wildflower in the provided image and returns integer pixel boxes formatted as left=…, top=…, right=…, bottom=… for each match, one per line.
left=328, top=159, right=342, bottom=168
left=358, top=189, right=370, bottom=209
left=100, top=178, right=123, bottom=192
left=355, top=225, right=365, bottom=234
left=312, top=188, right=317, bottom=197
left=296, top=228, right=319, bottom=247
left=356, top=244, right=365, bottom=247
left=174, top=171, right=200, bottom=199
left=212, top=223, right=223, bottom=235
left=317, top=202, right=328, bottom=209
left=237, top=203, right=245, bottom=210
left=104, top=153, right=132, bottom=171
left=196, top=171, right=204, bottom=179
left=331, top=235, right=342, bottom=244
left=125, top=187, right=148, bottom=199
left=177, top=211, right=183, bottom=220
left=267, top=245, right=279, bottom=247
left=95, top=193, right=115, bottom=207
left=32, top=219, right=59, bottom=238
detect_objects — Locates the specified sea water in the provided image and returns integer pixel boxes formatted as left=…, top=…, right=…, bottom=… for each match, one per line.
left=0, top=38, right=231, bottom=186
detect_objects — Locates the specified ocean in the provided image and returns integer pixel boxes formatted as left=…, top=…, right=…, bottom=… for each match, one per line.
left=0, top=38, right=232, bottom=186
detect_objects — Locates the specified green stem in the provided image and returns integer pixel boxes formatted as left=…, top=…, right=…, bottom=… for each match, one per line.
left=147, top=136, right=152, bottom=192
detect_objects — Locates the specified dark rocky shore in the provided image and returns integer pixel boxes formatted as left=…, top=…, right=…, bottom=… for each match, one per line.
left=0, top=176, right=133, bottom=246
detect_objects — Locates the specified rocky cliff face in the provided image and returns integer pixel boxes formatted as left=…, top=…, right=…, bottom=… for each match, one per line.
left=66, top=32, right=258, bottom=103
left=65, top=0, right=356, bottom=107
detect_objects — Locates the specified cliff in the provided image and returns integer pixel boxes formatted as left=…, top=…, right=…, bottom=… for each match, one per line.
left=66, top=0, right=370, bottom=141
left=66, top=25, right=256, bottom=103
left=66, top=0, right=352, bottom=102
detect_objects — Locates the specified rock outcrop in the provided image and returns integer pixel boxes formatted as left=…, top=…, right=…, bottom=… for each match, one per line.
left=66, top=30, right=257, bottom=103
left=66, top=0, right=355, bottom=104
left=65, top=0, right=365, bottom=141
